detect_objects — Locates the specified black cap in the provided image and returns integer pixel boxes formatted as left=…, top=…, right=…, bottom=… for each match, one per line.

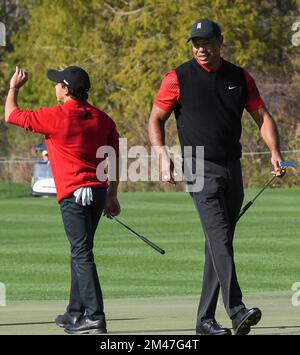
left=187, top=18, right=221, bottom=42
left=47, top=66, right=91, bottom=92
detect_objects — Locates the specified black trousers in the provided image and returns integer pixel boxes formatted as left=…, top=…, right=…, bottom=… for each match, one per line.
left=190, top=159, right=245, bottom=325
left=60, top=187, right=107, bottom=320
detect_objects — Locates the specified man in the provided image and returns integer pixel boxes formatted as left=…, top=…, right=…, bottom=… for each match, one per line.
left=42, top=150, right=49, bottom=163
left=5, top=66, right=120, bottom=334
left=148, top=19, right=285, bottom=335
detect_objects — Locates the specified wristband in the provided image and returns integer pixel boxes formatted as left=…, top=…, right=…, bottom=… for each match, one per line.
left=9, top=87, right=19, bottom=91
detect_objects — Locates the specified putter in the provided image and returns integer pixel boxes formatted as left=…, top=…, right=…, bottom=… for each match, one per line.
left=109, top=215, right=166, bottom=255
left=237, top=161, right=296, bottom=221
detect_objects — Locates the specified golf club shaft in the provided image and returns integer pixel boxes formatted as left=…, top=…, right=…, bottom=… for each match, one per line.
left=237, top=175, right=276, bottom=221
left=251, top=175, right=276, bottom=204
left=110, top=215, right=165, bottom=254
left=237, top=201, right=253, bottom=221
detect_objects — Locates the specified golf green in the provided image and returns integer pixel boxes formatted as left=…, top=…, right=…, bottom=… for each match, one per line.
left=0, top=292, right=298, bottom=335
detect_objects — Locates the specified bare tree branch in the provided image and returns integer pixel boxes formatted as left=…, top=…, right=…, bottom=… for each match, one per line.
left=104, top=2, right=143, bottom=16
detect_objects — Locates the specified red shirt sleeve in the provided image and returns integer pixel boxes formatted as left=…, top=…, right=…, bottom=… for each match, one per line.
left=154, top=70, right=180, bottom=112
left=243, top=69, right=265, bottom=113
left=7, top=107, right=58, bottom=136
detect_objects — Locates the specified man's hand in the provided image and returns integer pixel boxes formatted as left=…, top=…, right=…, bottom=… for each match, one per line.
left=271, top=152, right=286, bottom=177
left=10, top=66, right=29, bottom=89
left=104, top=195, right=121, bottom=217
left=161, top=156, right=176, bottom=184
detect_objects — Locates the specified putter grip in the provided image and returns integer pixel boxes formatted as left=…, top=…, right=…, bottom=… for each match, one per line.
left=139, top=235, right=165, bottom=254
left=237, top=201, right=253, bottom=221
left=110, top=215, right=166, bottom=254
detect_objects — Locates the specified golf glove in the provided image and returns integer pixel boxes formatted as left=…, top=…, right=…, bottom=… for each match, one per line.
left=74, top=187, right=93, bottom=206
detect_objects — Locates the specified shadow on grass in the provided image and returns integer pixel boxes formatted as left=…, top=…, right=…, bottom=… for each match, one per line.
left=0, top=318, right=143, bottom=327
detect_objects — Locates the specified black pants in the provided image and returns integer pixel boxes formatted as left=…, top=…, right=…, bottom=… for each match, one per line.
left=190, top=159, right=245, bottom=325
left=60, top=187, right=107, bottom=320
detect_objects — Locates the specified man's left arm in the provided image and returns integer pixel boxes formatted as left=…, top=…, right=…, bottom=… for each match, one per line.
left=244, top=69, right=285, bottom=177
left=250, top=107, right=285, bottom=177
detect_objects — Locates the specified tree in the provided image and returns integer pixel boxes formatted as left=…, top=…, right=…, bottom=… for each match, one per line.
left=0, top=0, right=29, bottom=159
left=1, top=0, right=299, bottom=187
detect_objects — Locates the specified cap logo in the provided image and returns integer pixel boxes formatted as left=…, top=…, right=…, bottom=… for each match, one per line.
left=197, top=22, right=202, bottom=29
left=63, top=79, right=70, bottom=86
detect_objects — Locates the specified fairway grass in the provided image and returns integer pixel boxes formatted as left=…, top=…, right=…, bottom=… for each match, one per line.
left=0, top=187, right=300, bottom=301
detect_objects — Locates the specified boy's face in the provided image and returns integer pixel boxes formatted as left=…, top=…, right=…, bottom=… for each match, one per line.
left=55, top=83, right=69, bottom=103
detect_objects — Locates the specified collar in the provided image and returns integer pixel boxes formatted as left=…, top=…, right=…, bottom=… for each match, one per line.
left=193, top=57, right=223, bottom=73
left=63, top=99, right=89, bottom=107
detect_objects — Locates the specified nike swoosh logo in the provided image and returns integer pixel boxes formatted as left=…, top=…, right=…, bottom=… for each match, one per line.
left=228, top=86, right=238, bottom=90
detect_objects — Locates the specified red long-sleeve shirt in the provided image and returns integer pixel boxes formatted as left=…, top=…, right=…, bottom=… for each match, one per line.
left=155, top=61, right=265, bottom=113
left=8, top=99, right=119, bottom=203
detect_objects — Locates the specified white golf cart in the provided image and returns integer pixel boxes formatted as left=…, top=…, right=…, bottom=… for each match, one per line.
left=31, top=143, right=56, bottom=197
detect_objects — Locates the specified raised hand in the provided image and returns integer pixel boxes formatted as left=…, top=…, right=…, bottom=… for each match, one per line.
left=10, top=66, right=29, bottom=89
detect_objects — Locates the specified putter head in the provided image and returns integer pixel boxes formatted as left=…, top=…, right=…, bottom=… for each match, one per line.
left=279, top=161, right=296, bottom=169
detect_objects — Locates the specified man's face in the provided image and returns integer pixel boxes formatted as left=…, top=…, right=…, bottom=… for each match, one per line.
left=192, top=36, right=223, bottom=67
left=42, top=154, right=48, bottom=161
